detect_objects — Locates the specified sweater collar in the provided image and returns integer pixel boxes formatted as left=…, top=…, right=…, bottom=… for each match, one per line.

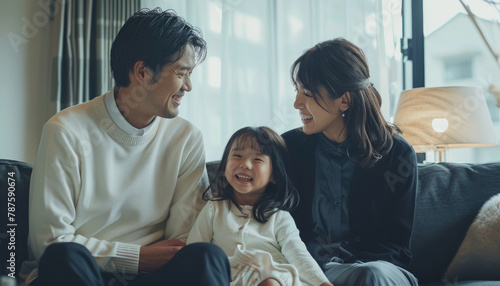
left=104, top=88, right=157, bottom=136
left=92, top=91, right=160, bottom=146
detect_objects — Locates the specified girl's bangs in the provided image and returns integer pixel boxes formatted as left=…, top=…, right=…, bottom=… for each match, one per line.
left=232, top=130, right=272, bottom=156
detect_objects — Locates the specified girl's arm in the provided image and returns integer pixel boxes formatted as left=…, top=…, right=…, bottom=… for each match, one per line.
left=186, top=200, right=215, bottom=244
left=275, top=211, right=331, bottom=285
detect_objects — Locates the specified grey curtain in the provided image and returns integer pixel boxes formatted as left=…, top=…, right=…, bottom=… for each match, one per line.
left=49, top=0, right=140, bottom=110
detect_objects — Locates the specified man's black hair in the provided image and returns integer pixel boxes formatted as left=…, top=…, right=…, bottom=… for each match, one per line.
left=110, top=8, right=207, bottom=87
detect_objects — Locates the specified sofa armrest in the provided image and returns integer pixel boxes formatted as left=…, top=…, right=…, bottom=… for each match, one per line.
left=0, top=159, right=32, bottom=281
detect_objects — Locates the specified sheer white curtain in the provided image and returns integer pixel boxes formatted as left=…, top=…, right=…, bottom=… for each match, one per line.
left=141, top=0, right=402, bottom=161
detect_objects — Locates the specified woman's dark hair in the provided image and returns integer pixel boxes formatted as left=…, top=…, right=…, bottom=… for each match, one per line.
left=290, top=38, right=400, bottom=168
left=205, top=126, right=299, bottom=223
left=110, top=8, right=207, bottom=87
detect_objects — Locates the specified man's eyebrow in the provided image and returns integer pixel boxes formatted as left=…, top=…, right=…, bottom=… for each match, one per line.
left=175, top=64, right=195, bottom=71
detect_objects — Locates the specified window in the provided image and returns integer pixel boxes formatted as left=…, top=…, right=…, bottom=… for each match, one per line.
left=142, top=0, right=404, bottom=161
left=406, top=0, right=500, bottom=163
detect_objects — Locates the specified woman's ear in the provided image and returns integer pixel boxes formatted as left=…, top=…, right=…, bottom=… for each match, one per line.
left=339, top=92, right=352, bottom=111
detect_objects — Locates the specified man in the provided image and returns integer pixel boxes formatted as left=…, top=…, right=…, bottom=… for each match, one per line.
left=21, top=8, right=230, bottom=286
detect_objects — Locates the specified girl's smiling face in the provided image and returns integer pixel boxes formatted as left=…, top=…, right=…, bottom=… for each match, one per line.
left=224, top=138, right=274, bottom=206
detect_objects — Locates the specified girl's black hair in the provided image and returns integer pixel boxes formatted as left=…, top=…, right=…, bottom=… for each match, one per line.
left=110, top=8, right=207, bottom=87
left=291, top=38, right=401, bottom=168
left=204, top=126, right=299, bottom=223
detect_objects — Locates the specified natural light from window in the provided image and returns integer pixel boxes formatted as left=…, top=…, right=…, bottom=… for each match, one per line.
left=140, top=0, right=408, bottom=161
left=424, top=0, right=500, bottom=163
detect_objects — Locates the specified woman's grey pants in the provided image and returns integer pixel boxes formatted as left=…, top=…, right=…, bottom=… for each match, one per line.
left=324, top=260, right=418, bottom=286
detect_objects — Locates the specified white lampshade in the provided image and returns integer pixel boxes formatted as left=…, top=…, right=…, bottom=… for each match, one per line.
left=393, top=86, right=497, bottom=153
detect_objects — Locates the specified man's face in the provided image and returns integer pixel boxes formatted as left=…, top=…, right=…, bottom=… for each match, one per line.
left=143, top=43, right=196, bottom=119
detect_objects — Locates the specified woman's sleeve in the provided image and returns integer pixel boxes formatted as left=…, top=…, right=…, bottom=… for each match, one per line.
left=276, top=211, right=329, bottom=285
left=355, top=141, right=417, bottom=268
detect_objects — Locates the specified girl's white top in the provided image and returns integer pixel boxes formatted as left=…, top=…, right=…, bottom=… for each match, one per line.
left=187, top=200, right=328, bottom=285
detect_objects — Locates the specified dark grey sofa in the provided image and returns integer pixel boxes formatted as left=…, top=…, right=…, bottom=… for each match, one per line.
left=408, top=162, right=500, bottom=286
left=2, top=159, right=500, bottom=285
left=0, top=160, right=31, bottom=285
left=207, top=161, right=500, bottom=285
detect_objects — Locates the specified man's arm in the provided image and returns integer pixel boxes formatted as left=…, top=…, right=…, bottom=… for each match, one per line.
left=163, top=129, right=208, bottom=242
left=138, top=127, right=209, bottom=272
left=29, top=122, right=142, bottom=274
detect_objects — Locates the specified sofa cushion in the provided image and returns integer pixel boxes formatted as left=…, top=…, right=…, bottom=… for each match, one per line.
left=409, top=162, right=500, bottom=284
left=443, top=193, right=500, bottom=281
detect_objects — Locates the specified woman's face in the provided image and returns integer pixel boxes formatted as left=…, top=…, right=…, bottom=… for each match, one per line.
left=293, top=83, right=347, bottom=142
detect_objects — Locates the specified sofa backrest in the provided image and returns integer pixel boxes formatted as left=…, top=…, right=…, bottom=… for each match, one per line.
left=408, top=162, right=500, bottom=283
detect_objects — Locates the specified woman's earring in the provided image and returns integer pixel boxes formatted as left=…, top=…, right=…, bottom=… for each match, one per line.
left=340, top=108, right=346, bottom=118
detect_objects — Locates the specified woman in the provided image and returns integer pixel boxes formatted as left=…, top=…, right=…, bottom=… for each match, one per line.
left=282, top=38, right=418, bottom=285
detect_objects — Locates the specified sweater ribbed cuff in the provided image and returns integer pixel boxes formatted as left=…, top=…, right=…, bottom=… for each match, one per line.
left=114, top=242, right=141, bottom=275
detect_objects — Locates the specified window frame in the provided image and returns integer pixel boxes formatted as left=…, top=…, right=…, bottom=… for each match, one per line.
left=402, top=0, right=426, bottom=162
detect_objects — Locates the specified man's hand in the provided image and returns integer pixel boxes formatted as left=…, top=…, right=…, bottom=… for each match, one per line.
left=138, top=240, right=185, bottom=273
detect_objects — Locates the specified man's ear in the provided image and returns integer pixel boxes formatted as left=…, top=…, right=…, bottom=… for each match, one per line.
left=339, top=92, right=352, bottom=111
left=131, top=60, right=151, bottom=84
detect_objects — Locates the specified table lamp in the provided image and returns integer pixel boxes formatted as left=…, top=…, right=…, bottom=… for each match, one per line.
left=490, top=83, right=500, bottom=106
left=393, top=86, right=497, bottom=162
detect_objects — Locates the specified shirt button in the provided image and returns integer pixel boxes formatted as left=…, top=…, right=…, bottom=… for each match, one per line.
left=333, top=201, right=340, bottom=206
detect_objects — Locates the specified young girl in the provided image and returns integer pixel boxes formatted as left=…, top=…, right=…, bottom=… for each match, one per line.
left=187, top=126, right=332, bottom=286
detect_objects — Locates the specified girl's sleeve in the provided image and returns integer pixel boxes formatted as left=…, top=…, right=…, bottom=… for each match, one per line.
left=275, top=211, right=330, bottom=285
left=186, top=200, right=215, bottom=244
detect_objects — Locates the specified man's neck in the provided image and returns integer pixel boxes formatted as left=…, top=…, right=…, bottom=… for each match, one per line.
left=114, top=86, right=155, bottom=129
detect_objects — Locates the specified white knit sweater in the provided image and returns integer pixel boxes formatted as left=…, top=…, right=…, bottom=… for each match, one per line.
left=23, top=92, right=208, bottom=282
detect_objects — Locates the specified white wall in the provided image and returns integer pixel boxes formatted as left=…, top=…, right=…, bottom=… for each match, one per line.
left=0, top=0, right=56, bottom=164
